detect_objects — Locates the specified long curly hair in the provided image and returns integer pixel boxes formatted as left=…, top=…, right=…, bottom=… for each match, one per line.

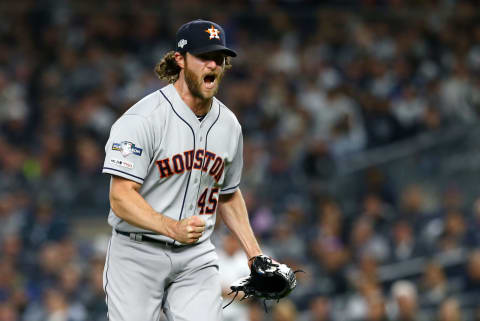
left=154, top=51, right=232, bottom=84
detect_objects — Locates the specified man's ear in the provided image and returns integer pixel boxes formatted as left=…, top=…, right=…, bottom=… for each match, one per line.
left=174, top=52, right=185, bottom=69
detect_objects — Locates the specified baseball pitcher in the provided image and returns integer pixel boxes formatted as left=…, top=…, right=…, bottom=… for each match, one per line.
left=102, top=19, right=296, bottom=321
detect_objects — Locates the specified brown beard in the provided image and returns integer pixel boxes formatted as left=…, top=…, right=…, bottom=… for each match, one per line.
left=184, top=59, right=224, bottom=100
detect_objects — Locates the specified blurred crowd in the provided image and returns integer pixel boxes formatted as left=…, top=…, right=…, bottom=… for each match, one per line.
left=1, top=0, right=480, bottom=320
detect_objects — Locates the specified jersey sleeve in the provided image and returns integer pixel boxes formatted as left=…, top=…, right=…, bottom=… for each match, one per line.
left=102, top=114, right=154, bottom=184
left=220, top=127, right=243, bottom=195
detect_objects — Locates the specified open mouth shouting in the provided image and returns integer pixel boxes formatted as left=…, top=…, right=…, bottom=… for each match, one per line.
left=203, top=73, right=217, bottom=90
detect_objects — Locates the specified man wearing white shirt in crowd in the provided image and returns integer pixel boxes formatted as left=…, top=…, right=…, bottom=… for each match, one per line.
left=217, top=232, right=251, bottom=321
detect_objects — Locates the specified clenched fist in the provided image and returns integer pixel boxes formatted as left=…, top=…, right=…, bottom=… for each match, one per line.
left=174, top=216, right=206, bottom=244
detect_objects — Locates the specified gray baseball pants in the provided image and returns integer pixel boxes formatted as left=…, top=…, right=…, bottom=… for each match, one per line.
left=103, top=229, right=222, bottom=321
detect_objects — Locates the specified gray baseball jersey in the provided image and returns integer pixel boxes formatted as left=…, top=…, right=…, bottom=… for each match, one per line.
left=102, top=83, right=243, bottom=244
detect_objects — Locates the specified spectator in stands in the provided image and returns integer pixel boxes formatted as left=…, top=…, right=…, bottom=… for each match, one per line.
left=0, top=234, right=23, bottom=273
left=284, top=259, right=317, bottom=311
left=308, top=199, right=345, bottom=250
left=310, top=233, right=349, bottom=297
left=420, top=105, right=443, bottom=132
left=344, top=278, right=383, bottom=321
left=217, top=232, right=251, bottom=321
left=391, top=85, right=427, bottom=137
left=22, top=287, right=86, bottom=321
left=302, top=140, right=335, bottom=180
left=360, top=96, right=403, bottom=148
left=0, top=191, right=28, bottom=240
left=0, top=70, right=29, bottom=146
left=58, top=264, right=83, bottom=307
left=322, top=86, right=367, bottom=158
left=310, top=200, right=349, bottom=297
left=361, top=193, right=395, bottom=234
left=300, top=295, right=333, bottom=321
left=241, top=138, right=270, bottom=192
left=461, top=250, right=480, bottom=294
left=398, top=184, right=436, bottom=247
left=269, top=221, right=306, bottom=261
left=419, top=262, right=450, bottom=307
left=440, top=186, right=465, bottom=214
left=22, top=200, right=69, bottom=250
left=437, top=298, right=463, bottom=321
left=364, top=294, right=389, bottom=321
left=361, top=167, right=397, bottom=207
left=439, top=61, right=476, bottom=124
left=272, top=300, right=298, bottom=321
left=388, top=280, right=423, bottom=321
left=247, top=300, right=265, bottom=321
left=79, top=256, right=108, bottom=321
left=282, top=197, right=308, bottom=229
left=349, top=217, right=390, bottom=264
left=398, top=185, right=427, bottom=231
left=25, top=241, right=76, bottom=302
left=388, top=220, right=423, bottom=263
left=437, top=211, right=468, bottom=254
left=74, top=135, right=104, bottom=177
left=467, top=197, right=480, bottom=246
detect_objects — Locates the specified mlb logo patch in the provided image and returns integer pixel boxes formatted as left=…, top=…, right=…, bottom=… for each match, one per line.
left=112, top=141, right=143, bottom=157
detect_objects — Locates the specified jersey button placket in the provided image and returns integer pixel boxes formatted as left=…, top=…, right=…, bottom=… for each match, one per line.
left=191, top=126, right=201, bottom=216
left=193, top=126, right=204, bottom=216
left=190, top=176, right=199, bottom=216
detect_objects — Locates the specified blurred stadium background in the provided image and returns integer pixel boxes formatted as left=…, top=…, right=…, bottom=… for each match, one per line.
left=1, top=0, right=480, bottom=320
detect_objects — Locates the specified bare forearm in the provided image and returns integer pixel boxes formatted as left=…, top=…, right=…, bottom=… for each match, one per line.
left=110, top=185, right=176, bottom=238
left=109, top=176, right=206, bottom=244
left=219, top=189, right=262, bottom=260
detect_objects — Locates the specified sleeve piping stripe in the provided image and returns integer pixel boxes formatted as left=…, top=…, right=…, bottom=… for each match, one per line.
left=102, top=167, right=145, bottom=181
left=221, top=184, right=240, bottom=192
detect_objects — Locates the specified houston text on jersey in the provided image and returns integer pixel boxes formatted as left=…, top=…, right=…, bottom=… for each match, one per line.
left=156, top=148, right=225, bottom=182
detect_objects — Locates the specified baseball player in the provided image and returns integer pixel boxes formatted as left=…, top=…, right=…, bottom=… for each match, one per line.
left=102, top=19, right=263, bottom=321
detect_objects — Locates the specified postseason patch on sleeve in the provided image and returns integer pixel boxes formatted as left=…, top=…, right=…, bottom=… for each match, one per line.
left=112, top=141, right=143, bottom=157
left=110, top=158, right=134, bottom=169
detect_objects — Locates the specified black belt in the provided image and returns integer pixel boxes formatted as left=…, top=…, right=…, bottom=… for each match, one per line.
left=115, top=230, right=183, bottom=248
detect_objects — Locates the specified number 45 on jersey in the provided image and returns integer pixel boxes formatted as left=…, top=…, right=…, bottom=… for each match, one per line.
left=197, top=188, right=219, bottom=215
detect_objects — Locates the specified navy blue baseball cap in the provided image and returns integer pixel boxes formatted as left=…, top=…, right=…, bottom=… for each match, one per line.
left=175, top=19, right=237, bottom=57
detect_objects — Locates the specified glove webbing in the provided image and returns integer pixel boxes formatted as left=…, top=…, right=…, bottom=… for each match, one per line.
left=222, top=269, right=305, bottom=312
left=222, top=290, right=274, bottom=312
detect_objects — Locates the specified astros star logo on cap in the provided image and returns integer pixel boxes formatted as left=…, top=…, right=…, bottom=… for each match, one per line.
left=205, top=25, right=220, bottom=40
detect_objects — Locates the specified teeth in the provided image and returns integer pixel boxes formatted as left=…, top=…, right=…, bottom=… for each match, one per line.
left=205, top=78, right=215, bottom=89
